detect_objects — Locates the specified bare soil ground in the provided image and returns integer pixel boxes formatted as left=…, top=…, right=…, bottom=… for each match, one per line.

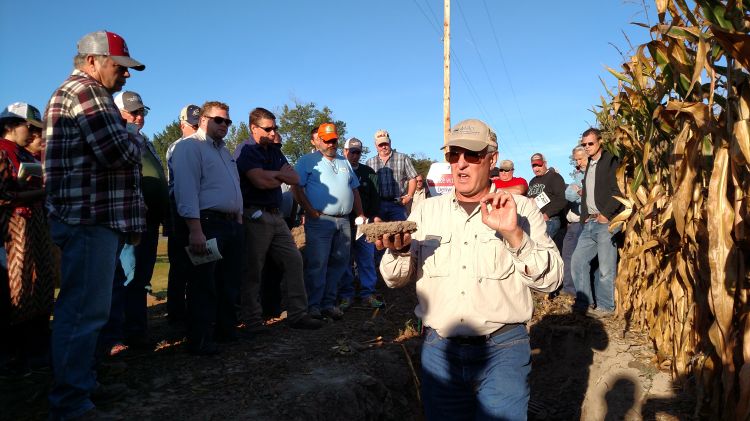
left=2, top=287, right=695, bottom=420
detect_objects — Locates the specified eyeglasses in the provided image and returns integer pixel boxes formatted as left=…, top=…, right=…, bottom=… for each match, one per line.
left=581, top=141, right=596, bottom=147
left=498, top=168, right=513, bottom=172
left=256, top=125, right=278, bottom=133
left=532, top=163, right=544, bottom=168
left=127, top=108, right=149, bottom=117
left=348, top=150, right=362, bottom=154
left=322, top=138, right=338, bottom=144
left=445, top=148, right=488, bottom=164
left=377, top=143, right=390, bottom=148
left=206, top=116, right=232, bottom=126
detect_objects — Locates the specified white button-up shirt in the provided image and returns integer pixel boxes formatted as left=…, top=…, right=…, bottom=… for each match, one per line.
left=381, top=190, right=562, bottom=337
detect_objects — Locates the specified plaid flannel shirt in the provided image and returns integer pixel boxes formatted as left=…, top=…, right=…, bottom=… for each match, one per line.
left=44, top=70, right=145, bottom=233
left=365, top=150, right=418, bottom=199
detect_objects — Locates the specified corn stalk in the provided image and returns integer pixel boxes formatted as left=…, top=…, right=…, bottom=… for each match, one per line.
left=594, top=1, right=750, bottom=419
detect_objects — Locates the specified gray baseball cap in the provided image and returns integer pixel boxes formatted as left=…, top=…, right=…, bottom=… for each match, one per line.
left=77, top=31, right=145, bottom=71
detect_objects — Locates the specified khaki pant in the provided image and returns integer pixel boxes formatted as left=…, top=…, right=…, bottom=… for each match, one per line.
left=240, top=208, right=308, bottom=323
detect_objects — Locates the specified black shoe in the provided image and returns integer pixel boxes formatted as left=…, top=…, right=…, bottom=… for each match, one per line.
left=321, top=307, right=344, bottom=321
left=239, top=321, right=271, bottom=335
left=289, top=315, right=325, bottom=330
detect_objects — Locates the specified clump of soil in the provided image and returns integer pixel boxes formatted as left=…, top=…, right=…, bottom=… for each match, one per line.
left=359, top=221, right=418, bottom=243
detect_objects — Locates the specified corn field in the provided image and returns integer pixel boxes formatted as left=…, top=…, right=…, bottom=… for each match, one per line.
left=593, top=1, right=749, bottom=419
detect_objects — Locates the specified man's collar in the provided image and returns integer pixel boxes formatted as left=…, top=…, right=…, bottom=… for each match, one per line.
left=193, top=128, right=225, bottom=147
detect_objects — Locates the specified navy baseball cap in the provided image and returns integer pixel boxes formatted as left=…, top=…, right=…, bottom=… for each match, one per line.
left=179, top=104, right=201, bottom=126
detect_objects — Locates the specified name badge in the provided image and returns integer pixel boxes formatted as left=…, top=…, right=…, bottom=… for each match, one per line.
left=534, top=192, right=551, bottom=209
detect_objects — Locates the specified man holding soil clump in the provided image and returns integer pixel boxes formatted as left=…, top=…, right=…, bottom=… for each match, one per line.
left=376, top=118, right=563, bottom=420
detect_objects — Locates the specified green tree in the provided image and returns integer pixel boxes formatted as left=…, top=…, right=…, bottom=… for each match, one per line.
left=278, top=101, right=346, bottom=163
left=225, top=122, right=250, bottom=157
left=151, top=120, right=182, bottom=167
left=408, top=152, right=435, bottom=177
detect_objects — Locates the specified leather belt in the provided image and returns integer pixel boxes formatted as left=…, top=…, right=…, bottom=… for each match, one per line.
left=200, top=210, right=236, bottom=221
left=430, top=323, right=525, bottom=346
left=322, top=213, right=347, bottom=218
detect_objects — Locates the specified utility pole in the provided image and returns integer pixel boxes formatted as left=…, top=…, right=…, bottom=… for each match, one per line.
left=443, top=0, right=450, bottom=145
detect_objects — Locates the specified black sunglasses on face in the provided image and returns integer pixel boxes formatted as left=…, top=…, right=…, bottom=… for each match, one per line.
left=206, top=116, right=232, bottom=126
left=322, top=138, right=338, bottom=144
left=499, top=168, right=513, bottom=172
left=256, top=125, right=278, bottom=133
left=349, top=150, right=362, bottom=154
left=126, top=108, right=148, bottom=117
left=445, top=148, right=487, bottom=164
left=581, top=141, right=596, bottom=147
left=532, top=163, right=544, bottom=168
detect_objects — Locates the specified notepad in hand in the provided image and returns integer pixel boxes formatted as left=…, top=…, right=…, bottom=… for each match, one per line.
left=184, top=238, right=223, bottom=265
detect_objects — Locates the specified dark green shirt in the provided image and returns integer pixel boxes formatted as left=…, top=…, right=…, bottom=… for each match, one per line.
left=141, top=142, right=169, bottom=224
left=352, top=163, right=380, bottom=218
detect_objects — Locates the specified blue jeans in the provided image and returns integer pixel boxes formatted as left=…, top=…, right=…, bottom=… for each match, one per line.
left=571, top=220, right=619, bottom=311
left=375, top=201, right=407, bottom=267
left=303, top=215, right=351, bottom=311
left=545, top=216, right=561, bottom=239
left=377, top=200, right=407, bottom=222
left=421, top=325, right=531, bottom=420
left=100, top=222, right=160, bottom=348
left=339, top=234, right=377, bottom=299
left=560, top=221, right=582, bottom=295
left=48, top=220, right=122, bottom=420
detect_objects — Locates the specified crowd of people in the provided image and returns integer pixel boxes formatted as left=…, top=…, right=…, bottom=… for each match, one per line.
left=0, top=30, right=624, bottom=420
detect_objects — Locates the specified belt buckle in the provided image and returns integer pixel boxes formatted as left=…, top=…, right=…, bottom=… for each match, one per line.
left=449, top=335, right=487, bottom=346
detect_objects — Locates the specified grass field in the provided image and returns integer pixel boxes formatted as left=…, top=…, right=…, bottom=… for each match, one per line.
left=150, top=236, right=169, bottom=299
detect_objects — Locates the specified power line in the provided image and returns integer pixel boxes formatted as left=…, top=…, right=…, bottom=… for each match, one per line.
left=481, top=0, right=535, bottom=150
left=414, top=0, right=506, bottom=153
left=454, top=0, right=520, bottom=156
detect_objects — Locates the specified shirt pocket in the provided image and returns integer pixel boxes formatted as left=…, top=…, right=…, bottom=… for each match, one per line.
left=418, top=233, right=451, bottom=278
left=476, top=232, right=515, bottom=280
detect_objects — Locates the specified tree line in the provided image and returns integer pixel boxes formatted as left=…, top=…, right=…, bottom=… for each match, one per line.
left=150, top=100, right=434, bottom=175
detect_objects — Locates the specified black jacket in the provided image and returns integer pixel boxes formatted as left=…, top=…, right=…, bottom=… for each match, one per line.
left=527, top=170, right=567, bottom=219
left=581, top=149, right=623, bottom=221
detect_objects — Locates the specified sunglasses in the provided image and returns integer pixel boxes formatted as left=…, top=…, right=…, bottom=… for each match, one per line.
left=127, top=108, right=149, bottom=117
left=256, top=125, right=279, bottom=133
left=445, top=148, right=488, bottom=164
left=498, top=168, right=513, bottom=172
left=348, top=149, right=362, bottom=154
left=322, top=138, right=338, bottom=144
left=377, top=143, right=390, bottom=148
left=206, top=116, right=232, bottom=126
left=532, top=163, right=544, bottom=168
left=581, top=141, right=597, bottom=147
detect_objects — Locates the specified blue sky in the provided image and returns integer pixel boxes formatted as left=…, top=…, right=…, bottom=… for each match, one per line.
left=0, top=1, right=653, bottom=182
